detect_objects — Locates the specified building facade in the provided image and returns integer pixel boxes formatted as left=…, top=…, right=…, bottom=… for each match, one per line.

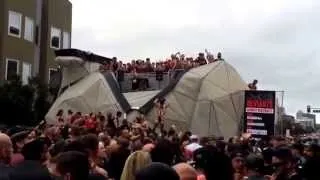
left=0, top=0, right=72, bottom=84
left=296, top=110, right=316, bottom=129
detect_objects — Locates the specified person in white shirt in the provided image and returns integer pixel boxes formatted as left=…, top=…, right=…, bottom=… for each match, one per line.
left=185, top=135, right=202, bottom=153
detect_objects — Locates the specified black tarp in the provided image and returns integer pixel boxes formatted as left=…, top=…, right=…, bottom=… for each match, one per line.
left=104, top=73, right=131, bottom=113
left=55, top=49, right=112, bottom=64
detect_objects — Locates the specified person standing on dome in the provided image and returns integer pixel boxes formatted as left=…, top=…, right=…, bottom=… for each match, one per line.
left=216, top=52, right=224, bottom=61
left=248, top=80, right=258, bottom=90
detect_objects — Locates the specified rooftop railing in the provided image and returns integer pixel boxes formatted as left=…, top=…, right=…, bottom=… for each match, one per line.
left=114, top=70, right=185, bottom=93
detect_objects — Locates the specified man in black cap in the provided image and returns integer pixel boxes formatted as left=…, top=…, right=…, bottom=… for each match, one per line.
left=245, top=154, right=265, bottom=180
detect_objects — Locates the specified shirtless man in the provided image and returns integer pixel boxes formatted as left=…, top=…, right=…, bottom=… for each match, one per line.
left=0, top=133, right=12, bottom=165
left=154, top=97, right=169, bottom=132
left=173, top=163, right=198, bottom=180
left=0, top=133, right=13, bottom=180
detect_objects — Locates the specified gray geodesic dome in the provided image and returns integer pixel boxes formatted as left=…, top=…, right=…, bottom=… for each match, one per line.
left=144, top=61, right=248, bottom=138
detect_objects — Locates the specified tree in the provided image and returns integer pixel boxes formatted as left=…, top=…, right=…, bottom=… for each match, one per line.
left=0, top=75, right=52, bottom=126
left=275, top=117, right=307, bottom=136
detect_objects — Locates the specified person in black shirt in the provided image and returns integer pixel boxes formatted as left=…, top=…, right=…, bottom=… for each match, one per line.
left=55, top=151, right=90, bottom=180
left=267, top=148, right=302, bottom=180
left=248, top=80, right=258, bottom=90
left=217, top=52, right=224, bottom=61
left=196, top=53, right=207, bottom=65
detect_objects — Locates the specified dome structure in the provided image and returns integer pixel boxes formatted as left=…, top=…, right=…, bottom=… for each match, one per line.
left=142, top=61, right=248, bottom=138
left=46, top=72, right=130, bottom=124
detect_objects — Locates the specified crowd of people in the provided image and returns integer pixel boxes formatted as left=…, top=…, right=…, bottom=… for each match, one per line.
left=0, top=108, right=319, bottom=180
left=99, top=51, right=224, bottom=74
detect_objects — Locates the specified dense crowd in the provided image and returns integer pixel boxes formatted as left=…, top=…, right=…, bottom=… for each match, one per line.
left=0, top=108, right=320, bottom=180
left=99, top=52, right=224, bottom=74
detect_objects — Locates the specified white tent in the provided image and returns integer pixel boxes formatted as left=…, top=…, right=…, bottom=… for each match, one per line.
left=45, top=72, right=125, bottom=124
left=55, top=56, right=101, bottom=94
left=123, top=90, right=160, bottom=108
left=144, top=61, right=248, bottom=138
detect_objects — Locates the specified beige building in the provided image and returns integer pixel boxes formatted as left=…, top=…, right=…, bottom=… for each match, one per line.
left=0, top=0, right=72, bottom=84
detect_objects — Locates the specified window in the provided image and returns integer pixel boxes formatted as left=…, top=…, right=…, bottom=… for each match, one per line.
left=62, top=31, right=70, bottom=49
left=35, top=26, right=39, bottom=45
left=8, top=11, right=22, bottom=37
left=24, top=17, right=34, bottom=42
left=22, top=62, right=32, bottom=85
left=48, top=68, right=58, bottom=82
left=51, top=27, right=61, bottom=49
left=5, top=59, right=19, bottom=81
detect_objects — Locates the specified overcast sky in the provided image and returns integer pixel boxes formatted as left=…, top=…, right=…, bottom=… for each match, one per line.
left=70, top=0, right=320, bottom=122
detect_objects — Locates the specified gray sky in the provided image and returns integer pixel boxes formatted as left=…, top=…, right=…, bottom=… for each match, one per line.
left=70, top=0, right=320, bottom=122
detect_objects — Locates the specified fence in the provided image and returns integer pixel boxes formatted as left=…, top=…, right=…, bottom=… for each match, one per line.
left=116, top=70, right=186, bottom=93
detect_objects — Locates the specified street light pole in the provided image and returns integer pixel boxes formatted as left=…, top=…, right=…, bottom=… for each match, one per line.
left=280, top=91, right=284, bottom=135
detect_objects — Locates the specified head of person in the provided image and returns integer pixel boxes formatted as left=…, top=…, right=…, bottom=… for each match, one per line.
left=45, top=126, right=60, bottom=142
left=231, top=151, right=245, bottom=173
left=49, top=140, right=67, bottom=159
left=117, top=137, right=130, bottom=150
left=67, top=110, right=73, bottom=115
left=270, top=136, right=285, bottom=148
left=291, top=143, right=304, bottom=157
left=69, top=126, right=83, bottom=139
left=97, top=141, right=107, bottom=159
left=112, top=57, right=117, bottom=63
left=10, top=131, right=29, bottom=153
left=27, top=130, right=37, bottom=142
left=57, top=109, right=64, bottom=117
left=117, top=111, right=122, bottom=118
left=142, top=143, right=155, bottom=152
left=217, top=52, right=222, bottom=59
left=21, top=137, right=50, bottom=162
left=136, top=162, right=179, bottom=180
left=198, top=53, right=205, bottom=59
left=190, top=135, right=199, bottom=143
left=120, top=151, right=152, bottom=180
left=99, top=134, right=110, bottom=147
left=272, top=148, right=296, bottom=174
left=193, top=146, right=233, bottom=180
left=173, top=163, right=197, bottom=180
left=245, top=154, right=264, bottom=176
left=150, top=139, right=174, bottom=165
left=304, top=143, right=319, bottom=158
left=80, top=134, right=99, bottom=160
left=121, top=129, right=131, bottom=139
left=253, top=79, right=258, bottom=85
left=0, top=133, right=13, bottom=164
left=55, top=151, right=90, bottom=180
left=62, top=139, right=86, bottom=155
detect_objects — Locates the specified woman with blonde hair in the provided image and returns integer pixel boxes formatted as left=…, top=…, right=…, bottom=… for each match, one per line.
left=120, top=151, right=152, bottom=180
